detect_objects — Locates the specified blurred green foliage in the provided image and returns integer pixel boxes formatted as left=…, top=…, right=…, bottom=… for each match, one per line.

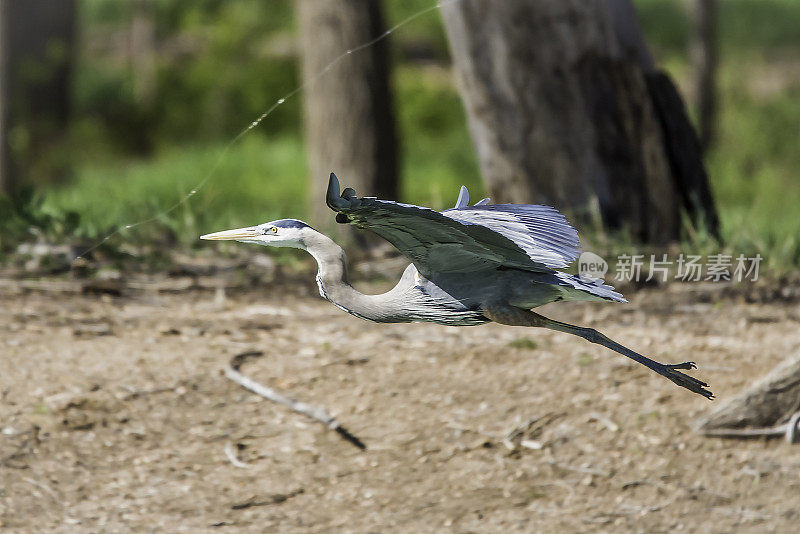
left=41, top=0, right=483, bottom=248
left=44, top=135, right=307, bottom=245
left=0, top=188, right=81, bottom=252
left=637, top=0, right=800, bottom=57
left=72, top=0, right=297, bottom=154
left=635, top=0, right=800, bottom=272
left=5, top=0, right=799, bottom=273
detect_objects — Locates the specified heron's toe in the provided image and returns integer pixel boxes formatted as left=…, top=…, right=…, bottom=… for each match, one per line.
left=666, top=361, right=697, bottom=370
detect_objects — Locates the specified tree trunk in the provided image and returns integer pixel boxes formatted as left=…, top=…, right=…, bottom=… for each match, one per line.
left=441, top=0, right=717, bottom=243
left=0, top=0, right=76, bottom=196
left=690, top=0, right=718, bottom=152
left=130, top=0, right=156, bottom=106
left=296, top=0, right=398, bottom=236
left=696, top=351, right=800, bottom=434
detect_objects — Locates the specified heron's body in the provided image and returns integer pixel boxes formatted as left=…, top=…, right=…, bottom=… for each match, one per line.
left=202, top=173, right=713, bottom=399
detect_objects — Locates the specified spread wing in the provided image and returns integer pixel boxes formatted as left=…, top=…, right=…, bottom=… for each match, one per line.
left=326, top=173, right=580, bottom=278
left=442, top=204, right=580, bottom=268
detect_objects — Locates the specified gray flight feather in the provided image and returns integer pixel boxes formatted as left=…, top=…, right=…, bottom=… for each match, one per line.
left=455, top=186, right=469, bottom=209
left=442, top=204, right=581, bottom=269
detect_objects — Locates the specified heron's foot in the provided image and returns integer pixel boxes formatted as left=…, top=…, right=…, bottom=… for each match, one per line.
left=664, top=361, right=697, bottom=371
left=659, top=363, right=713, bottom=400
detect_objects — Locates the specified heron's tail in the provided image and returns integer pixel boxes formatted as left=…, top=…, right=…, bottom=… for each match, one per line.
left=552, top=272, right=627, bottom=303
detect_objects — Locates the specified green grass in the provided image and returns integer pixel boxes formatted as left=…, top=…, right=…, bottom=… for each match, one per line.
left=508, top=338, right=538, bottom=351
left=395, top=65, right=484, bottom=209
left=633, top=0, right=800, bottom=272
left=707, top=67, right=800, bottom=272
left=44, top=135, right=308, bottom=246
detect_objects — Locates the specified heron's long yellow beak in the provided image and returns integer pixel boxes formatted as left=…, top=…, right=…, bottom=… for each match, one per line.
left=200, top=226, right=259, bottom=241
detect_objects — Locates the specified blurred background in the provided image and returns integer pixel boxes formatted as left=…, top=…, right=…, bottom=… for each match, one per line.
left=4, top=3, right=800, bottom=530
left=0, top=0, right=798, bottom=273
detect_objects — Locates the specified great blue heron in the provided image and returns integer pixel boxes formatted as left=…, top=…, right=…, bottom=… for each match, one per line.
left=201, top=173, right=712, bottom=399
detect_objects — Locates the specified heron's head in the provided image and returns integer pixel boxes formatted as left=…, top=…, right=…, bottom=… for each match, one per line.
left=200, top=219, right=314, bottom=249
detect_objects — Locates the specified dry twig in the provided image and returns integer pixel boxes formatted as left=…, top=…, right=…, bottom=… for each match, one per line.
left=23, top=477, right=62, bottom=506
left=231, top=488, right=305, bottom=510
left=1, top=426, right=39, bottom=469
left=587, top=412, right=620, bottom=433
left=700, top=411, right=800, bottom=443
left=501, top=413, right=562, bottom=451
left=225, top=351, right=366, bottom=450
left=546, top=460, right=612, bottom=478
left=224, top=442, right=251, bottom=469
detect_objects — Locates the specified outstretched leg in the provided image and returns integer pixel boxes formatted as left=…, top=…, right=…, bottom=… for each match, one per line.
left=483, top=305, right=713, bottom=399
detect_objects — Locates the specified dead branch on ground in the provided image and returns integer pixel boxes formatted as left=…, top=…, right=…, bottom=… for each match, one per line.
left=225, top=350, right=366, bottom=450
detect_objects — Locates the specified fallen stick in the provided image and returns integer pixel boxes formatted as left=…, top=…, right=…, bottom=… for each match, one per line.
left=700, top=411, right=800, bottom=444
left=23, top=477, right=62, bottom=506
left=224, top=442, right=251, bottom=469
left=546, top=460, right=612, bottom=478
left=225, top=351, right=366, bottom=450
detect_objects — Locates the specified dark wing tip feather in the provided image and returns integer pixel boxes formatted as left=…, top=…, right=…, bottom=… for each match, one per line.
left=326, top=173, right=348, bottom=210
left=327, top=173, right=364, bottom=211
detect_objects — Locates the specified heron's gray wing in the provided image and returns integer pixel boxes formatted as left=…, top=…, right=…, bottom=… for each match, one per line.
left=442, top=204, right=581, bottom=269
left=326, top=174, right=553, bottom=277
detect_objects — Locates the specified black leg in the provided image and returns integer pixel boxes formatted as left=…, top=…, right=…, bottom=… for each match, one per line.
left=481, top=304, right=713, bottom=400
left=533, top=312, right=713, bottom=399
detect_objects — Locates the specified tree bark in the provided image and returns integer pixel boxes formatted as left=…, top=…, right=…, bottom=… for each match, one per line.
left=441, top=0, right=717, bottom=243
left=696, top=351, right=800, bottom=433
left=0, top=0, right=76, bottom=196
left=0, top=0, right=10, bottom=195
left=296, top=0, right=398, bottom=236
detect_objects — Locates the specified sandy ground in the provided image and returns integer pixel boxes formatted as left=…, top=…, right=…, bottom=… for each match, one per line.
left=2, top=272, right=800, bottom=533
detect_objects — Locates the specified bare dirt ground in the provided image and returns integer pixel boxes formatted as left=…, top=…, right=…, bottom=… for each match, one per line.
left=2, top=270, right=800, bottom=533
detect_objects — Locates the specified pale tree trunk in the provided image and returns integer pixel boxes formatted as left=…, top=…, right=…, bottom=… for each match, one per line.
left=130, top=0, right=156, bottom=106
left=690, top=0, right=718, bottom=152
left=296, top=0, right=398, bottom=236
left=441, top=0, right=717, bottom=243
left=0, top=0, right=76, bottom=196
left=696, top=351, right=800, bottom=436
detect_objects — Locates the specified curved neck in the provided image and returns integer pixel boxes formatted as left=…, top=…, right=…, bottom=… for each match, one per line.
left=303, top=231, right=350, bottom=292
left=301, top=230, right=406, bottom=323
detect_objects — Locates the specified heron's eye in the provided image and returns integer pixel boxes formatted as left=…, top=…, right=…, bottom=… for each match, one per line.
left=270, top=226, right=278, bottom=234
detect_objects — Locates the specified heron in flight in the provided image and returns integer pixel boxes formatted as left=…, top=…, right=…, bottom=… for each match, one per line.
left=201, top=173, right=712, bottom=399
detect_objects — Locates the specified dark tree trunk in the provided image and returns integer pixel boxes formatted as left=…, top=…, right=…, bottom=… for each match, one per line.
left=296, top=0, right=398, bottom=235
left=0, top=1, right=9, bottom=196
left=690, top=0, right=718, bottom=152
left=441, top=0, right=718, bottom=243
left=0, top=0, right=76, bottom=196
